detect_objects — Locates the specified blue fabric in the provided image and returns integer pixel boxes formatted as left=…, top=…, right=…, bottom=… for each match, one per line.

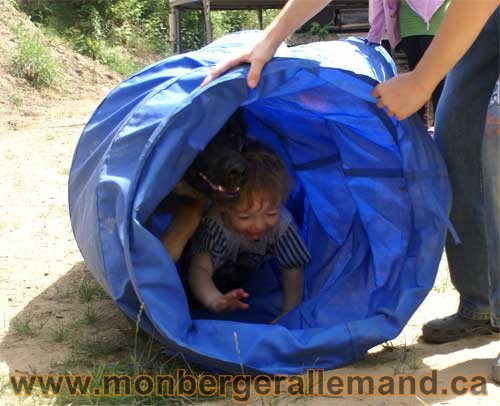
left=69, top=31, right=451, bottom=374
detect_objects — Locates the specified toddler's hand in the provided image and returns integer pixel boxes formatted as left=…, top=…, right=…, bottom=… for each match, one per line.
left=208, top=288, right=249, bottom=313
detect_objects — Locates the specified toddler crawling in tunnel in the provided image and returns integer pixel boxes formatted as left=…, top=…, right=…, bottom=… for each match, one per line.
left=187, top=142, right=311, bottom=321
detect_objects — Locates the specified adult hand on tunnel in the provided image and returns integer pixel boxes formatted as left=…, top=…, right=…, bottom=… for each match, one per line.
left=200, top=39, right=279, bottom=89
left=373, top=0, right=500, bottom=120
left=372, top=72, right=433, bottom=120
left=200, top=0, right=332, bottom=88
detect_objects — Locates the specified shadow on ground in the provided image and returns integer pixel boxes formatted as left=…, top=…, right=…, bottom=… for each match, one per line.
left=0, top=262, right=136, bottom=375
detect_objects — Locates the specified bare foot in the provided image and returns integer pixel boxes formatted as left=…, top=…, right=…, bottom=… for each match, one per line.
left=208, top=289, right=249, bottom=313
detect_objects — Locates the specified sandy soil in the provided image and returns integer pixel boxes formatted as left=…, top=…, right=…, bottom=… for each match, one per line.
left=0, top=3, right=498, bottom=405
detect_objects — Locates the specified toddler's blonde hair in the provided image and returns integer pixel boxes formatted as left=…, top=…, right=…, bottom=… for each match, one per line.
left=229, top=142, right=291, bottom=210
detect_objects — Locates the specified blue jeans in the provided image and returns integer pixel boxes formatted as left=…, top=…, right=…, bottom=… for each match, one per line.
left=434, top=9, right=499, bottom=327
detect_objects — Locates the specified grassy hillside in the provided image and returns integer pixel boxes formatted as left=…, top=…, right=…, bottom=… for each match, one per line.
left=0, top=1, right=122, bottom=127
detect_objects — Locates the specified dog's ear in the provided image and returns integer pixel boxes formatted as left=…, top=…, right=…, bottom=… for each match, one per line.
left=227, top=109, right=246, bottom=135
left=221, top=109, right=246, bottom=150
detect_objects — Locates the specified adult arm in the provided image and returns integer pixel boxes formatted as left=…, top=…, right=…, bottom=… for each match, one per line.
left=201, top=0, right=331, bottom=88
left=373, top=0, right=500, bottom=120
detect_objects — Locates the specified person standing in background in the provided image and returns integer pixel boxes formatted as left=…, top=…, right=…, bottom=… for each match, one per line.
left=368, top=1, right=450, bottom=128
left=374, top=6, right=499, bottom=382
left=367, top=0, right=401, bottom=51
left=368, top=0, right=396, bottom=55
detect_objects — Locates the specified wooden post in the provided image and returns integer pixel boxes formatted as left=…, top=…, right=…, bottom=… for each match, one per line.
left=202, top=0, right=213, bottom=44
left=175, top=8, right=181, bottom=53
left=169, top=7, right=181, bottom=54
left=258, top=8, right=263, bottom=29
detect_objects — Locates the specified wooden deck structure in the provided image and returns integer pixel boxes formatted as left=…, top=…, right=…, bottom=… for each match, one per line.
left=169, top=1, right=368, bottom=53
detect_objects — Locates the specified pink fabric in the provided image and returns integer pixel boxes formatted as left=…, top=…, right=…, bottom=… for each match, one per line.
left=367, top=0, right=400, bottom=48
left=367, top=0, right=447, bottom=48
left=406, top=0, right=447, bottom=24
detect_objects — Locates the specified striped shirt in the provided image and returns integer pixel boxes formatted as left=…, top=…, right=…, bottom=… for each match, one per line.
left=190, top=207, right=311, bottom=271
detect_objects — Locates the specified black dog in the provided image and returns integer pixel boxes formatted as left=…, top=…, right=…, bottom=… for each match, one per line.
left=160, top=111, right=248, bottom=262
left=181, top=112, right=248, bottom=201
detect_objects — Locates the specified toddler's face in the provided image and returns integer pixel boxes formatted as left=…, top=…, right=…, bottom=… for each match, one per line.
left=226, top=194, right=280, bottom=241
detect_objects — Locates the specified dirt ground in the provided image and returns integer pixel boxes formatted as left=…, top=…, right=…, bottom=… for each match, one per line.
left=0, top=3, right=499, bottom=404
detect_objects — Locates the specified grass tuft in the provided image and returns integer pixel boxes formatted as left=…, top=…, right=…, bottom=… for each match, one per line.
left=11, top=27, right=60, bottom=88
left=7, top=94, right=23, bottom=108
left=72, top=335, right=127, bottom=358
left=391, top=342, right=423, bottom=375
left=95, top=45, right=143, bottom=77
left=81, top=305, right=98, bottom=325
left=49, top=322, right=70, bottom=343
left=77, top=277, right=108, bottom=303
left=10, top=315, right=35, bottom=337
left=77, top=278, right=95, bottom=303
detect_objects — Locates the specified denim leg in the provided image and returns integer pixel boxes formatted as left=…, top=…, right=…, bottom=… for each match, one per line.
left=434, top=9, right=499, bottom=321
left=483, top=82, right=500, bottom=328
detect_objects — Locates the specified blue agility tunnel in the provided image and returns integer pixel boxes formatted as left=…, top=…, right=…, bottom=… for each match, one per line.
left=69, top=32, right=452, bottom=374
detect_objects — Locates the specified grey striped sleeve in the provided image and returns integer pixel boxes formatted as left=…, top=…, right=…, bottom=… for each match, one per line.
left=272, top=222, right=311, bottom=269
left=190, top=217, right=228, bottom=264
